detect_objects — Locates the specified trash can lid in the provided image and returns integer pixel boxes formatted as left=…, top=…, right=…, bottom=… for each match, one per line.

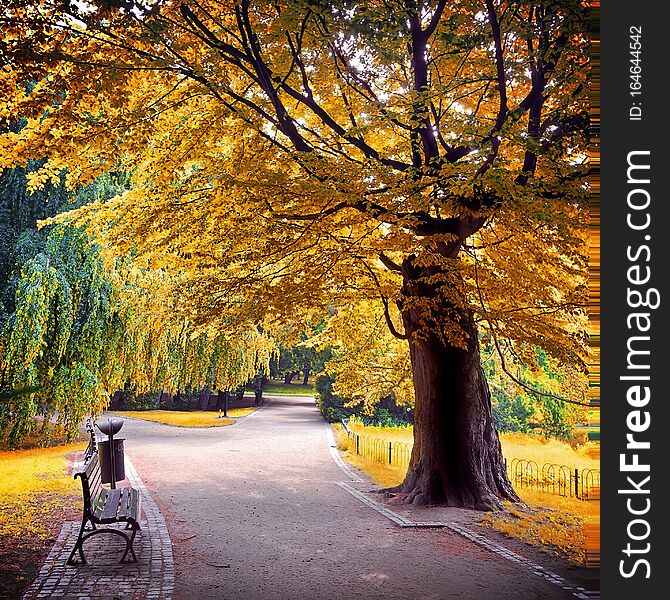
left=96, top=418, right=124, bottom=435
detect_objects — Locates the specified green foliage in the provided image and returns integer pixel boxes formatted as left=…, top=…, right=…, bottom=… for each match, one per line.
left=261, top=381, right=316, bottom=397
left=491, top=389, right=535, bottom=434
left=536, top=397, right=575, bottom=439
left=1, top=225, right=121, bottom=444
left=484, top=346, right=583, bottom=440
left=359, top=407, right=413, bottom=429
left=0, top=161, right=70, bottom=310
left=314, top=373, right=354, bottom=423
left=270, top=328, right=333, bottom=385
left=114, top=386, right=235, bottom=412
left=114, top=387, right=160, bottom=411
left=314, top=372, right=413, bottom=426
left=0, top=165, right=274, bottom=446
left=170, top=388, right=203, bottom=411
left=134, top=392, right=161, bottom=411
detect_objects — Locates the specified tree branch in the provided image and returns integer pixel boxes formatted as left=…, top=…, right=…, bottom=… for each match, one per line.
left=235, top=0, right=313, bottom=153
left=408, top=6, right=439, bottom=165
left=379, top=253, right=402, bottom=272
left=359, top=260, right=407, bottom=340
left=180, top=4, right=250, bottom=67
left=423, top=0, right=448, bottom=39
left=381, top=294, right=408, bottom=340
left=485, top=0, right=508, bottom=133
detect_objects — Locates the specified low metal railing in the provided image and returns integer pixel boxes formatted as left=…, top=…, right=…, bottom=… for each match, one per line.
left=505, top=458, right=600, bottom=500
left=341, top=418, right=412, bottom=469
left=340, top=419, right=600, bottom=500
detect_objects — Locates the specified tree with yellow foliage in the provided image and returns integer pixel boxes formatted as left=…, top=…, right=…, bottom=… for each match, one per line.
left=1, top=0, right=591, bottom=508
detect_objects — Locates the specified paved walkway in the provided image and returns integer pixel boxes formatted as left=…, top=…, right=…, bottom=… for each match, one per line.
left=26, top=395, right=598, bottom=599
left=125, top=396, right=594, bottom=600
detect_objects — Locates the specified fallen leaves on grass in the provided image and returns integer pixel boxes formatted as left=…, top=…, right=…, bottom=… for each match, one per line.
left=0, top=444, right=82, bottom=499
left=0, top=445, right=82, bottom=538
left=111, top=409, right=254, bottom=427
left=480, top=499, right=595, bottom=566
left=0, top=444, right=82, bottom=600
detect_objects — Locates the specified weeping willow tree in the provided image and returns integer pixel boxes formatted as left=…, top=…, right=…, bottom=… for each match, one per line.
left=1, top=220, right=274, bottom=446
left=0, top=168, right=275, bottom=446
left=0, top=166, right=124, bottom=443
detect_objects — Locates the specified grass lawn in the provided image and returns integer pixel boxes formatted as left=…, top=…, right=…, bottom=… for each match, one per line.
left=111, top=409, right=256, bottom=427
left=0, top=443, right=83, bottom=600
left=333, top=421, right=600, bottom=566
left=262, top=381, right=315, bottom=397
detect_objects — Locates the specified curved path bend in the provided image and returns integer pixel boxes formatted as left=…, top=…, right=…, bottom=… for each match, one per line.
left=124, top=395, right=586, bottom=600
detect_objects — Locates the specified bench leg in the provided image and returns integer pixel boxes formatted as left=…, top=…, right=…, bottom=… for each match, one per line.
left=119, top=524, right=139, bottom=563
left=67, top=517, right=91, bottom=566
left=67, top=524, right=139, bottom=565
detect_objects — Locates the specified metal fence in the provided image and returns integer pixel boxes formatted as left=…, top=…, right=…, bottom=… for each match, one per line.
left=505, top=458, right=600, bottom=500
left=341, top=419, right=412, bottom=469
left=340, top=419, right=600, bottom=500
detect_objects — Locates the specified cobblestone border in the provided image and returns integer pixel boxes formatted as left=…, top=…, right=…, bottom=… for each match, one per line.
left=335, top=481, right=444, bottom=527
left=325, top=423, right=364, bottom=483
left=22, top=455, right=173, bottom=600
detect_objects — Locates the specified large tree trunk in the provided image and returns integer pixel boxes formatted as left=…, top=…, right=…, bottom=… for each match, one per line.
left=395, top=254, right=518, bottom=510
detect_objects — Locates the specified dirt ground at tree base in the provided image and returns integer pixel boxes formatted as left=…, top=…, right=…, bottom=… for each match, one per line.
left=118, top=396, right=598, bottom=600
left=0, top=501, right=79, bottom=600
left=0, top=536, right=48, bottom=600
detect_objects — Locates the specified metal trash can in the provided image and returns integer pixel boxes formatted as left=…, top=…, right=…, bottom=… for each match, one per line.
left=96, top=417, right=125, bottom=488
left=98, top=438, right=126, bottom=484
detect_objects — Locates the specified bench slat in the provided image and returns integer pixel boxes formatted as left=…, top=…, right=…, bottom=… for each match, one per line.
left=99, top=488, right=122, bottom=521
left=128, top=488, right=141, bottom=523
left=91, top=488, right=108, bottom=518
left=115, top=488, right=130, bottom=519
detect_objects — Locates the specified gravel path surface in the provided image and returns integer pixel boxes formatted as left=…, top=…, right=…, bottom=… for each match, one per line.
left=122, top=395, right=582, bottom=600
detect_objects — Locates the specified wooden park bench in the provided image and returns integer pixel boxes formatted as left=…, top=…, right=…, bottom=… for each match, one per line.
left=83, top=416, right=97, bottom=461
left=67, top=451, right=141, bottom=565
